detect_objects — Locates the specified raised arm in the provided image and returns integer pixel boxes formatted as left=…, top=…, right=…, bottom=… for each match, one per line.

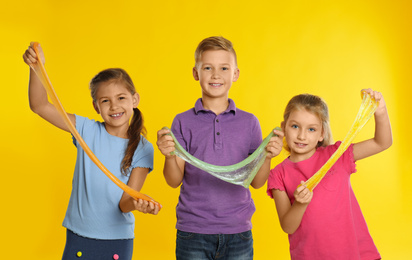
left=156, top=128, right=185, bottom=188
left=353, top=88, right=393, bottom=161
left=23, top=42, right=75, bottom=132
left=272, top=181, right=313, bottom=234
left=251, top=129, right=284, bottom=188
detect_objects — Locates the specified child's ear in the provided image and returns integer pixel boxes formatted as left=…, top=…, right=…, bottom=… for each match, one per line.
left=133, top=93, right=140, bottom=108
left=281, top=121, right=285, bottom=131
left=93, top=102, right=100, bottom=114
left=319, top=131, right=324, bottom=142
left=192, top=67, right=199, bottom=81
left=233, top=68, right=240, bottom=82
left=318, top=127, right=325, bottom=142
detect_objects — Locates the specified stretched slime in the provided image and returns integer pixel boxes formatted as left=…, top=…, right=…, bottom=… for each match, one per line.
left=165, top=127, right=281, bottom=188
left=301, top=91, right=379, bottom=191
left=30, top=43, right=161, bottom=208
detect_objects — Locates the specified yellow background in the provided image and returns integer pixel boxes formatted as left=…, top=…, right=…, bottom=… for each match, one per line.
left=1, top=0, right=411, bottom=259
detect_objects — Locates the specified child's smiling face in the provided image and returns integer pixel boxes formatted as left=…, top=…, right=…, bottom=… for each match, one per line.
left=93, top=81, right=139, bottom=137
left=193, top=50, right=239, bottom=100
left=283, top=109, right=324, bottom=162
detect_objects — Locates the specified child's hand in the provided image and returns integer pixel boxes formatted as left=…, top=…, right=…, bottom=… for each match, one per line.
left=294, top=181, right=313, bottom=205
left=265, top=128, right=284, bottom=159
left=361, top=88, right=387, bottom=117
left=156, top=128, right=176, bottom=157
left=22, top=42, right=45, bottom=66
left=133, top=199, right=160, bottom=215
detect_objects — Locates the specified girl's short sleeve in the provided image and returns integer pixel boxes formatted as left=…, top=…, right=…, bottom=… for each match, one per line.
left=72, top=115, right=101, bottom=146
left=267, top=166, right=286, bottom=198
left=132, top=138, right=154, bottom=173
left=328, top=141, right=357, bottom=175
left=343, top=143, right=357, bottom=175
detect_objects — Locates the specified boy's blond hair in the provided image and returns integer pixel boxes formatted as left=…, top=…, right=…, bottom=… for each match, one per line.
left=194, top=36, right=238, bottom=68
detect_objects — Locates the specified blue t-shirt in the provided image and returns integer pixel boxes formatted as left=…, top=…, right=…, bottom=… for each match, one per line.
left=172, top=98, right=262, bottom=234
left=62, top=115, right=154, bottom=240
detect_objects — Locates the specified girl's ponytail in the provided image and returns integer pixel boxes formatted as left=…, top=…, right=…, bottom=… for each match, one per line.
left=121, top=107, right=146, bottom=176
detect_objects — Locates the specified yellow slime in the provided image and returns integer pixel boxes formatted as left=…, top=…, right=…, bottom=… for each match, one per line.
left=301, top=91, right=378, bottom=191
left=30, top=42, right=161, bottom=208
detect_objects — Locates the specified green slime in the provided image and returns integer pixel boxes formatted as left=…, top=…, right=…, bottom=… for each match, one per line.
left=164, top=127, right=281, bottom=188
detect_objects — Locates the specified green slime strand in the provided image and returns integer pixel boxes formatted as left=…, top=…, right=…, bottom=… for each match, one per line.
left=164, top=127, right=281, bottom=188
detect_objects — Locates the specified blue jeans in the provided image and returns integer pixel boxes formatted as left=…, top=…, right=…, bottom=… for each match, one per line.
left=176, top=230, right=253, bottom=260
left=62, top=229, right=133, bottom=260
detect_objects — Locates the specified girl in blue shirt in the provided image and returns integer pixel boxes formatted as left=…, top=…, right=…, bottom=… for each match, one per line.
left=23, top=43, right=159, bottom=260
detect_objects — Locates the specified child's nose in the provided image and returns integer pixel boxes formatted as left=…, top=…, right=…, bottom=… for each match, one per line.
left=297, top=130, right=306, bottom=140
left=211, top=71, right=220, bottom=79
left=110, top=101, right=119, bottom=109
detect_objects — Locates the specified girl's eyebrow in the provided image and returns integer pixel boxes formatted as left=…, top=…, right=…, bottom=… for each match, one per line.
left=288, top=119, right=299, bottom=124
left=288, top=119, right=320, bottom=127
left=98, top=92, right=128, bottom=99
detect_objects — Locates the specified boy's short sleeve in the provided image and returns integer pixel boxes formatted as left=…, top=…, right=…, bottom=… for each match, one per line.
left=249, top=115, right=262, bottom=154
left=171, top=114, right=186, bottom=150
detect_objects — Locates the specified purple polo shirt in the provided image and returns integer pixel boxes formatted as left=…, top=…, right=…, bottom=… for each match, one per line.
left=171, top=98, right=262, bottom=234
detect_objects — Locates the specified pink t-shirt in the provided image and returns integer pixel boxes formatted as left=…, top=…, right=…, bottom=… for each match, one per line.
left=267, top=142, right=381, bottom=260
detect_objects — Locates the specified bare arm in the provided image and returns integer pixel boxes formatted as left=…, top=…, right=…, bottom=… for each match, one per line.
left=119, top=167, right=159, bottom=214
left=353, top=89, right=393, bottom=161
left=23, top=43, right=75, bottom=132
left=272, top=182, right=313, bottom=234
left=251, top=129, right=284, bottom=188
left=156, top=128, right=185, bottom=188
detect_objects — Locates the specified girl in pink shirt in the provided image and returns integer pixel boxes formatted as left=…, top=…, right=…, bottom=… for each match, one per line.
left=267, top=89, right=392, bottom=259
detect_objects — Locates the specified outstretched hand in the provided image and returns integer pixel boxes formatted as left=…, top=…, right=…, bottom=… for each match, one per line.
left=133, top=199, right=160, bottom=215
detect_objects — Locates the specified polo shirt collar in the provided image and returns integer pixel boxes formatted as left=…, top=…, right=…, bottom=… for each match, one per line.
left=194, top=98, right=237, bottom=115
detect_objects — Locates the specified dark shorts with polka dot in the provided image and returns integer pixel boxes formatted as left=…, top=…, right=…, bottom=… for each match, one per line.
left=62, top=229, right=133, bottom=260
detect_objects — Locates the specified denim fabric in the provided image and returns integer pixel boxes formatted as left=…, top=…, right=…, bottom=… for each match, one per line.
left=62, top=229, right=133, bottom=260
left=176, top=230, right=253, bottom=260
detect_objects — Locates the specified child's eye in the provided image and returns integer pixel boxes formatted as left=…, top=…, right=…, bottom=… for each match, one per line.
left=291, top=125, right=298, bottom=129
left=203, top=66, right=211, bottom=70
left=222, top=67, right=229, bottom=71
left=119, top=96, right=126, bottom=100
left=309, top=128, right=316, bottom=132
left=101, top=99, right=109, bottom=103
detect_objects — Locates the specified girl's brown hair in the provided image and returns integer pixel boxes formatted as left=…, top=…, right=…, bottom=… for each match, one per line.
left=283, top=94, right=333, bottom=152
left=90, top=68, right=146, bottom=176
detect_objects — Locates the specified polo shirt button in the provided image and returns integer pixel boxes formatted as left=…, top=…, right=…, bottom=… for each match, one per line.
left=217, top=132, right=220, bottom=135
left=216, top=119, right=219, bottom=122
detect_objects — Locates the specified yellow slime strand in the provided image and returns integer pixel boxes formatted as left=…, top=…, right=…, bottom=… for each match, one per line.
left=30, top=42, right=161, bottom=208
left=302, top=91, right=378, bottom=191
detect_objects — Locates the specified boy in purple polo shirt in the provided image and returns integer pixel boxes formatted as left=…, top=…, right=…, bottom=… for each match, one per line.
left=157, top=36, right=284, bottom=260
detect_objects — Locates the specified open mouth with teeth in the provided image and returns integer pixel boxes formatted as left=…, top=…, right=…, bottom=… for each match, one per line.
left=110, top=112, right=124, bottom=119
left=295, top=142, right=307, bottom=148
left=209, top=83, right=223, bottom=87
